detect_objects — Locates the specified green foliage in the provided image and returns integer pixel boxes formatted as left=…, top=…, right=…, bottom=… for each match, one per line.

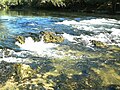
left=84, top=0, right=109, bottom=4
left=0, top=0, right=119, bottom=13
left=44, top=0, right=66, bottom=7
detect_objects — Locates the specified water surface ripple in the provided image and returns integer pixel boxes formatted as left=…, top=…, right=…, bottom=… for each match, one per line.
left=0, top=11, right=120, bottom=89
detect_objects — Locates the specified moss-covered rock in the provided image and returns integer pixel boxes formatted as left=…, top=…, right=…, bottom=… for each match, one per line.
left=40, top=31, right=64, bottom=43
left=29, top=32, right=41, bottom=42
left=91, top=40, right=107, bottom=48
left=15, top=32, right=64, bottom=44
left=15, top=36, right=25, bottom=44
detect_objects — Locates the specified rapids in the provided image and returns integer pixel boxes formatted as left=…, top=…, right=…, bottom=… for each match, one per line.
left=0, top=10, right=120, bottom=89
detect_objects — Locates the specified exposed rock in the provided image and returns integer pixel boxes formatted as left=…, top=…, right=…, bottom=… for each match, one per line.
left=16, top=32, right=64, bottom=44
left=91, top=40, right=107, bottom=48
left=15, top=36, right=25, bottom=44
left=0, top=48, right=11, bottom=58
left=40, top=31, right=64, bottom=43
left=29, top=32, right=41, bottom=42
left=55, top=31, right=64, bottom=34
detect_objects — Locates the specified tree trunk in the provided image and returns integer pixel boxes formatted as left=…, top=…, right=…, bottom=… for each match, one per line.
left=17, top=0, right=20, bottom=6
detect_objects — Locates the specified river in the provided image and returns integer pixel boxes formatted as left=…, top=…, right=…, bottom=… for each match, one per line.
left=0, top=10, right=120, bottom=89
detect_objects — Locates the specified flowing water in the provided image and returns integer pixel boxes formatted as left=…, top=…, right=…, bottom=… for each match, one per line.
left=0, top=10, right=120, bottom=89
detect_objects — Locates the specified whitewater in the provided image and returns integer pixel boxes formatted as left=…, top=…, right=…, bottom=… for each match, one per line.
left=0, top=15, right=120, bottom=63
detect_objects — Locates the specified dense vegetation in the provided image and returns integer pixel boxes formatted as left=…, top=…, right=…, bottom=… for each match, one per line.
left=0, top=0, right=120, bottom=14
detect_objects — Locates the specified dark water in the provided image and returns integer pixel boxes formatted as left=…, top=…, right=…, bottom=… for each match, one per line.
left=0, top=10, right=120, bottom=89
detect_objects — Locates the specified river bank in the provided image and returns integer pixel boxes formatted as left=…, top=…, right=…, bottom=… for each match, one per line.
left=0, top=0, right=120, bottom=15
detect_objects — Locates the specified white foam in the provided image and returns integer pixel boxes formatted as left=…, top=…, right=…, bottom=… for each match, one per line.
left=55, top=18, right=118, bottom=26
left=80, top=18, right=118, bottom=25
left=1, top=17, right=120, bottom=61
left=111, top=28, right=120, bottom=36
left=56, top=18, right=120, bottom=47
left=15, top=37, right=60, bottom=58
left=94, top=33, right=111, bottom=43
left=62, top=33, right=78, bottom=42
left=55, top=18, right=119, bottom=31
left=56, top=20, right=80, bottom=25
left=0, top=57, right=30, bottom=63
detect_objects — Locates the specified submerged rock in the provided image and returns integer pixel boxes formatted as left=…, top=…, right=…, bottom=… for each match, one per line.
left=0, top=61, right=14, bottom=84
left=107, top=84, right=120, bottom=90
left=14, top=64, right=35, bottom=81
left=91, top=64, right=120, bottom=87
left=40, top=31, right=64, bottom=43
left=0, top=61, right=41, bottom=89
left=91, top=40, right=107, bottom=48
left=0, top=61, right=53, bottom=90
left=107, top=45, right=120, bottom=52
left=0, top=61, right=35, bottom=83
left=16, top=36, right=25, bottom=44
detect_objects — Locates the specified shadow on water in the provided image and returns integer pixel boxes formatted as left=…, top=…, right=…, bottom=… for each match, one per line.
left=0, top=9, right=120, bottom=19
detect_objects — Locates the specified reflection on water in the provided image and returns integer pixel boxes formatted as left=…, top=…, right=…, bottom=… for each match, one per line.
left=0, top=10, right=120, bottom=89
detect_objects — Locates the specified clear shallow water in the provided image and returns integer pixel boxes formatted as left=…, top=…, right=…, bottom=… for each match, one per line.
left=0, top=10, right=120, bottom=89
